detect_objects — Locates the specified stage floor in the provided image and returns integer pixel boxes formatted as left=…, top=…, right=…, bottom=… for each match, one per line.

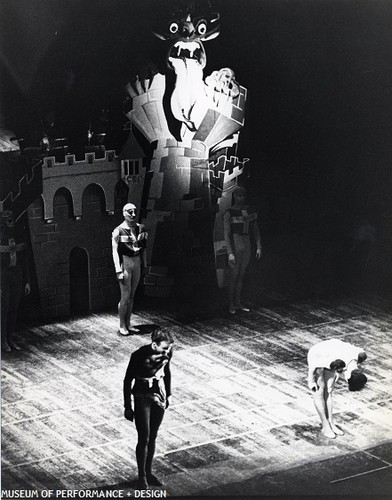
left=1, top=291, right=391, bottom=497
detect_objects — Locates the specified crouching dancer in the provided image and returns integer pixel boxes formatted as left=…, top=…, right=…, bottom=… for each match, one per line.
left=123, top=328, right=174, bottom=489
left=307, top=338, right=367, bottom=438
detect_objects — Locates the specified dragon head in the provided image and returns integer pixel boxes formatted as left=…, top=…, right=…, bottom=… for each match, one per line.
left=152, top=2, right=221, bottom=130
left=154, top=2, right=220, bottom=71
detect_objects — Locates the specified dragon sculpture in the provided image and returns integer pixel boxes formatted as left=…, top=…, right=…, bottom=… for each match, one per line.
left=124, top=1, right=249, bottom=301
left=154, top=4, right=239, bottom=131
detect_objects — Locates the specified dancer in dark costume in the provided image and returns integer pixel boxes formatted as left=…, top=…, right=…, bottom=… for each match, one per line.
left=123, top=328, right=174, bottom=489
left=1, top=210, right=31, bottom=352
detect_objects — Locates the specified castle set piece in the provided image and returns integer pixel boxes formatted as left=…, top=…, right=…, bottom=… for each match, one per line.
left=0, top=3, right=251, bottom=320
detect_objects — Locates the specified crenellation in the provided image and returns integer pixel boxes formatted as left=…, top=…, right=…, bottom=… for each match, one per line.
left=43, top=150, right=117, bottom=170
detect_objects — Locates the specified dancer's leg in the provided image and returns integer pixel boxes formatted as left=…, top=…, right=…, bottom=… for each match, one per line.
left=118, top=267, right=131, bottom=334
left=228, top=258, right=240, bottom=313
left=145, top=403, right=165, bottom=485
left=325, top=371, right=344, bottom=435
left=134, top=399, right=151, bottom=487
left=312, top=369, right=335, bottom=438
left=234, top=244, right=251, bottom=309
left=126, top=256, right=141, bottom=331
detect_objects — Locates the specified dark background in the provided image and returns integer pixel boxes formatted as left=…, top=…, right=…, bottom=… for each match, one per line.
left=2, top=0, right=392, bottom=302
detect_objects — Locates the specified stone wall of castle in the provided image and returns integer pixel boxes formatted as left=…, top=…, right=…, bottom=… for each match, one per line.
left=28, top=188, right=124, bottom=319
left=26, top=150, right=128, bottom=319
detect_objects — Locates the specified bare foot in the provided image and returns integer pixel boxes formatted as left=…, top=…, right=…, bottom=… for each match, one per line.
left=330, top=423, right=345, bottom=436
left=237, top=305, right=250, bottom=312
left=321, top=427, right=336, bottom=439
left=136, top=476, right=149, bottom=489
left=118, top=327, right=131, bottom=336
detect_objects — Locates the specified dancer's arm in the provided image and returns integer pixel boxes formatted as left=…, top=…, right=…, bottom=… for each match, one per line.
left=111, top=228, right=124, bottom=281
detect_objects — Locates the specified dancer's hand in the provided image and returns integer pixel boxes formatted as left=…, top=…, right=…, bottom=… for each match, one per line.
left=138, top=231, right=148, bottom=241
left=228, top=253, right=235, bottom=268
left=308, top=381, right=318, bottom=392
left=256, top=248, right=262, bottom=260
left=25, top=283, right=31, bottom=295
left=166, top=396, right=171, bottom=409
left=124, top=408, right=134, bottom=421
left=148, top=353, right=169, bottom=365
left=116, top=272, right=125, bottom=283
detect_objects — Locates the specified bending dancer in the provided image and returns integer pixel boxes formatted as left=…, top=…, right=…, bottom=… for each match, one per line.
left=112, top=203, right=147, bottom=335
left=307, top=338, right=367, bottom=438
left=223, top=186, right=262, bottom=314
left=123, top=328, right=174, bottom=489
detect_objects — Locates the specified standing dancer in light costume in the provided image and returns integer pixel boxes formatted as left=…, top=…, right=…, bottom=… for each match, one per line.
left=112, top=203, right=147, bottom=335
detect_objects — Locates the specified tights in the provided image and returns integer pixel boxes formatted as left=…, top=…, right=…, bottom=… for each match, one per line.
left=118, top=255, right=141, bottom=329
left=134, top=398, right=165, bottom=479
left=229, top=236, right=251, bottom=308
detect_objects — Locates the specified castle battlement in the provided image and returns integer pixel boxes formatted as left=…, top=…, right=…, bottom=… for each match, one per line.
left=41, top=149, right=120, bottom=220
left=208, top=155, right=249, bottom=197
left=43, top=150, right=117, bottom=174
left=209, top=155, right=249, bottom=178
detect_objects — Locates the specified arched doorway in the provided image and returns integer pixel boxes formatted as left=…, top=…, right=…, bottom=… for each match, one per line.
left=69, top=247, right=90, bottom=315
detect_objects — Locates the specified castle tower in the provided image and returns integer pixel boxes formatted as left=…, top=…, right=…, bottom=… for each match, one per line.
left=126, top=74, right=247, bottom=301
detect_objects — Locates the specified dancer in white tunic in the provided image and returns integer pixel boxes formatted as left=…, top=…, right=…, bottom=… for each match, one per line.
left=307, top=338, right=367, bottom=438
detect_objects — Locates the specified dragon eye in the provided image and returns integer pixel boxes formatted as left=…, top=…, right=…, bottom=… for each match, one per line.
left=197, top=22, right=207, bottom=36
left=169, top=22, right=179, bottom=34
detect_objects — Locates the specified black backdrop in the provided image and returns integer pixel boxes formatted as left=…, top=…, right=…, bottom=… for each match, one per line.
left=2, top=0, right=392, bottom=300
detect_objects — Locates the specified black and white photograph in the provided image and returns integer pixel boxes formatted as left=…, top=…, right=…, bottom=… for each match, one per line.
left=1, top=0, right=391, bottom=498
